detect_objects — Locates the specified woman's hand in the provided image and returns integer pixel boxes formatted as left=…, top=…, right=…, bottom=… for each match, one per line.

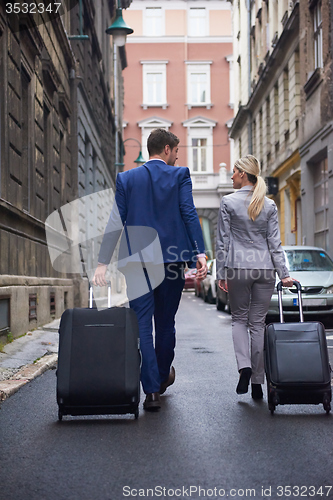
left=218, top=279, right=228, bottom=292
left=281, top=276, right=295, bottom=287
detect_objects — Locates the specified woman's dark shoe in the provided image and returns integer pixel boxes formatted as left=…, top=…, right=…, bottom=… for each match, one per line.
left=236, top=367, right=252, bottom=394
left=251, top=384, right=263, bottom=400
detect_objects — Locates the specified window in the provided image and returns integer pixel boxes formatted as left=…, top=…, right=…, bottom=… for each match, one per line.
left=0, top=298, right=10, bottom=334
left=50, top=292, right=56, bottom=316
left=259, top=108, right=263, bottom=167
left=142, top=63, right=167, bottom=107
left=283, top=67, right=289, bottom=140
left=274, top=83, right=279, bottom=148
left=138, top=117, right=172, bottom=162
left=144, top=7, right=164, bottom=36
left=313, top=157, right=329, bottom=250
left=183, top=117, right=216, bottom=174
left=188, top=7, right=207, bottom=36
left=266, top=96, right=271, bottom=158
left=21, top=67, right=31, bottom=212
left=192, top=138, right=207, bottom=172
left=313, top=1, right=323, bottom=68
left=237, top=56, right=242, bottom=106
left=187, top=64, right=211, bottom=107
left=29, top=294, right=37, bottom=321
left=252, top=118, right=257, bottom=154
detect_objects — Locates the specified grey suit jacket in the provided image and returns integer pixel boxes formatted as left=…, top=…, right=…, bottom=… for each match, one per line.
left=216, top=186, right=289, bottom=280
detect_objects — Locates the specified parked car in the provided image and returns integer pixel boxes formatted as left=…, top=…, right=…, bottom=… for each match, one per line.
left=184, top=267, right=197, bottom=290
left=194, top=272, right=203, bottom=297
left=268, top=246, right=333, bottom=319
left=215, top=277, right=231, bottom=313
left=201, top=259, right=217, bottom=304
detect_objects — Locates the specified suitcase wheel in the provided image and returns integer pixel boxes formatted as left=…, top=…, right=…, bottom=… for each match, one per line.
left=58, top=410, right=63, bottom=422
left=268, top=403, right=275, bottom=415
left=324, top=403, right=331, bottom=415
left=323, top=394, right=331, bottom=414
left=134, top=409, right=139, bottom=420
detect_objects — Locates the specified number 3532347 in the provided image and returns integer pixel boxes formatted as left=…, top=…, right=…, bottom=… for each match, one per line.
left=6, top=3, right=62, bottom=15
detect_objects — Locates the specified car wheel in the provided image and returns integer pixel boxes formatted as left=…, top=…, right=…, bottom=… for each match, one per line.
left=216, top=296, right=224, bottom=311
left=225, top=295, right=231, bottom=314
left=207, top=287, right=215, bottom=304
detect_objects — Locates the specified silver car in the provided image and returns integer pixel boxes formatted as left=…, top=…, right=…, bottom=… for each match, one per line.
left=268, top=246, right=333, bottom=318
left=201, top=259, right=217, bottom=304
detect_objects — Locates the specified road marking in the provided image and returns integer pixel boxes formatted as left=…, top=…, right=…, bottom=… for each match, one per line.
left=218, top=315, right=228, bottom=319
left=326, top=335, right=333, bottom=340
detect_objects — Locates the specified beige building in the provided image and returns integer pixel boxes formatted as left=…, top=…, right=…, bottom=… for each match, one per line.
left=122, top=0, right=234, bottom=257
left=230, top=0, right=302, bottom=246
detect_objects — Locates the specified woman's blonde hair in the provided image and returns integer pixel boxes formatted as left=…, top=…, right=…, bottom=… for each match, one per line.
left=234, top=154, right=267, bottom=221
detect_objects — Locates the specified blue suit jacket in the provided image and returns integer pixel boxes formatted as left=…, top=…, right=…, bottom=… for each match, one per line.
left=98, top=160, right=205, bottom=264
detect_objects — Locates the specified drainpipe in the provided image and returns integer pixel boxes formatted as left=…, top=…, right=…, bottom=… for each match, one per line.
left=247, top=0, right=253, bottom=154
left=114, top=42, right=119, bottom=179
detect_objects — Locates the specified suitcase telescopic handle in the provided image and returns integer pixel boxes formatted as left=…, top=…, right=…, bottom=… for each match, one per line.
left=89, top=281, right=111, bottom=309
left=276, top=280, right=304, bottom=324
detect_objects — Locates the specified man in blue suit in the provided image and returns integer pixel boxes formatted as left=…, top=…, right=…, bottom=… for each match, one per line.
left=93, top=129, right=207, bottom=411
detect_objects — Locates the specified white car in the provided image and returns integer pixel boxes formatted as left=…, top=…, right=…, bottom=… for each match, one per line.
left=201, top=259, right=217, bottom=304
left=268, top=246, right=333, bottom=319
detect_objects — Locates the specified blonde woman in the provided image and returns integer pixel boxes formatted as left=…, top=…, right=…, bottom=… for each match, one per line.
left=216, top=155, right=294, bottom=400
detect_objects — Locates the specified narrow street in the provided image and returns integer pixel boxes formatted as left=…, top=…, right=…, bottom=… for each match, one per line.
left=0, top=292, right=332, bottom=500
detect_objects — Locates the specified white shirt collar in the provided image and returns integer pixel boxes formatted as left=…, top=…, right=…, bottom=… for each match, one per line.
left=146, top=158, right=167, bottom=164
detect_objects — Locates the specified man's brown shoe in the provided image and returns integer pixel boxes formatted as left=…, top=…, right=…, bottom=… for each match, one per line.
left=143, top=392, right=161, bottom=411
left=160, top=366, right=175, bottom=395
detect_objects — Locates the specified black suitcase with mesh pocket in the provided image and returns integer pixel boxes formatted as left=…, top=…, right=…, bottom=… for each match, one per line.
left=265, top=280, right=331, bottom=414
left=57, top=284, right=141, bottom=420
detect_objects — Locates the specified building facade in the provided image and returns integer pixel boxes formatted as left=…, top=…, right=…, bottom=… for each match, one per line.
left=299, top=0, right=333, bottom=254
left=229, top=0, right=332, bottom=255
left=0, top=1, right=129, bottom=339
left=123, top=0, right=234, bottom=257
left=229, top=0, right=303, bottom=246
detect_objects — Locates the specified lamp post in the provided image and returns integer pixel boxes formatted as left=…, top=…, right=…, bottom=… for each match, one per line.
left=123, top=138, right=146, bottom=168
left=106, top=1, right=134, bottom=178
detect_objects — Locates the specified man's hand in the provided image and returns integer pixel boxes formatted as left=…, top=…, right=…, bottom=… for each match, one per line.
left=92, top=264, right=108, bottom=287
left=218, top=279, right=228, bottom=292
left=281, top=276, right=295, bottom=287
left=196, top=257, right=208, bottom=280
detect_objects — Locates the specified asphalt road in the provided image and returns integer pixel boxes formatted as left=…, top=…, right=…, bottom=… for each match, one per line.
left=0, top=292, right=333, bottom=500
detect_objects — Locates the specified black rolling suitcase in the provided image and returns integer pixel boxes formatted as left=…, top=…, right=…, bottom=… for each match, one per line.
left=265, top=280, right=332, bottom=415
left=57, top=284, right=141, bottom=421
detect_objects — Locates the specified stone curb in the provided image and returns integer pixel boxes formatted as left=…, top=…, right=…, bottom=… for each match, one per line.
left=0, top=353, right=58, bottom=401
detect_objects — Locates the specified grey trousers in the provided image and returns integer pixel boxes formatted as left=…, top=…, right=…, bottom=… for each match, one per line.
left=227, top=268, right=276, bottom=384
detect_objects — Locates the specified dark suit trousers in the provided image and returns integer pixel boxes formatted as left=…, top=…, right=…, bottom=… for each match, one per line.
left=129, top=263, right=185, bottom=394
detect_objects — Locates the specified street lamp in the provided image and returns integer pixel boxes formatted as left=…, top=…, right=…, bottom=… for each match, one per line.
left=106, top=3, right=134, bottom=47
left=123, top=138, right=146, bottom=168
left=106, top=1, right=134, bottom=177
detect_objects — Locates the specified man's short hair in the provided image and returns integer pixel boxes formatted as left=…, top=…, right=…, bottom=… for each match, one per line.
left=147, top=129, right=179, bottom=156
